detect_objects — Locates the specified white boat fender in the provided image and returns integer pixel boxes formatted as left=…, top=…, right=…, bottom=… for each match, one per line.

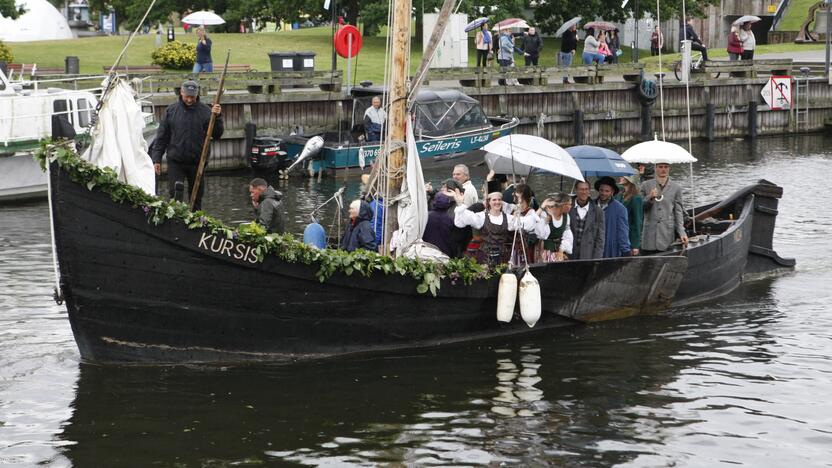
left=496, top=272, right=517, bottom=323
left=519, top=270, right=541, bottom=328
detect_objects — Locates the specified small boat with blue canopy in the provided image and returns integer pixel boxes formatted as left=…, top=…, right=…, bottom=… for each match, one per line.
left=280, top=86, right=519, bottom=174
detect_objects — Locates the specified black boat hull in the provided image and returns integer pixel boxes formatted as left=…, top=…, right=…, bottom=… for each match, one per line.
left=50, top=164, right=687, bottom=364
left=655, top=180, right=794, bottom=306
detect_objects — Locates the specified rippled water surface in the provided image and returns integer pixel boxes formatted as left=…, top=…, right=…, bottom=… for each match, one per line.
left=1, top=135, right=831, bottom=467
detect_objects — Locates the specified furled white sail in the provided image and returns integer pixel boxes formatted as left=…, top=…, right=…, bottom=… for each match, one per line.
left=393, top=119, right=429, bottom=251
left=82, top=79, right=156, bottom=195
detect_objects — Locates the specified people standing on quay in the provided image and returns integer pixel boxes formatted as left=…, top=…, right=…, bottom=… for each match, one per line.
left=249, top=178, right=285, bottom=234
left=595, top=177, right=631, bottom=258
left=582, top=28, right=605, bottom=65
left=151, top=80, right=223, bottom=212
left=616, top=175, right=643, bottom=256
left=569, top=180, right=605, bottom=260
left=640, top=163, right=688, bottom=253
left=739, top=22, right=755, bottom=60
left=498, top=29, right=516, bottom=68
left=650, top=26, right=663, bottom=56
left=363, top=96, right=386, bottom=142
left=523, top=27, right=543, bottom=66
left=475, top=23, right=492, bottom=68
left=559, top=22, right=578, bottom=83
left=193, top=27, right=213, bottom=73
left=597, top=30, right=613, bottom=62
left=607, top=28, right=621, bottom=64
left=727, top=25, right=743, bottom=61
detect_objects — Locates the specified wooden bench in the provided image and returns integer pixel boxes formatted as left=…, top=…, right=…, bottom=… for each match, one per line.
left=750, top=59, right=793, bottom=77
left=422, top=67, right=495, bottom=87
left=792, top=61, right=826, bottom=76
left=702, top=60, right=753, bottom=78
left=543, top=65, right=597, bottom=84
left=102, top=64, right=252, bottom=74
left=142, top=70, right=342, bottom=94
left=6, top=63, right=65, bottom=77
left=595, top=63, right=646, bottom=83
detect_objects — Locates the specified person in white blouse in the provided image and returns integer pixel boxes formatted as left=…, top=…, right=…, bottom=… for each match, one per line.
left=535, top=193, right=574, bottom=262
left=506, top=184, right=539, bottom=265
left=453, top=191, right=512, bottom=265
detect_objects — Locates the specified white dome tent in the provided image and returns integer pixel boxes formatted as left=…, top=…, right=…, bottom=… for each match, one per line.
left=0, top=0, right=74, bottom=42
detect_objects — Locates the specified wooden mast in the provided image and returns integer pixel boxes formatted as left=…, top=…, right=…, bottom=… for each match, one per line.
left=382, top=0, right=412, bottom=254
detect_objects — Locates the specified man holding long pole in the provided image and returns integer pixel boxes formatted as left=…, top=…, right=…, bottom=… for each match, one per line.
left=150, top=79, right=223, bottom=211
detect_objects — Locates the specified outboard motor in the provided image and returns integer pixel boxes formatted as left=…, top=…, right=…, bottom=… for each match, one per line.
left=248, top=136, right=288, bottom=182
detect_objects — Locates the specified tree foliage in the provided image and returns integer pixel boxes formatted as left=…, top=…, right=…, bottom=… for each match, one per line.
left=0, top=0, right=24, bottom=19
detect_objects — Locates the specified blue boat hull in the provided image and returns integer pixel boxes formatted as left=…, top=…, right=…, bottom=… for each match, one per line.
left=284, top=118, right=519, bottom=173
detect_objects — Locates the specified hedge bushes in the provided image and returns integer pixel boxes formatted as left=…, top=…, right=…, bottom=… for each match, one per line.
left=151, top=41, right=195, bottom=70
left=0, top=41, right=13, bottom=64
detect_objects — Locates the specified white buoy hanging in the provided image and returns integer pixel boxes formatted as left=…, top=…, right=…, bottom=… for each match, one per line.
left=519, top=269, right=541, bottom=328
left=496, top=273, right=517, bottom=323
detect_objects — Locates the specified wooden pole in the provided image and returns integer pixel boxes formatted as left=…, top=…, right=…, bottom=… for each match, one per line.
left=382, top=0, right=412, bottom=253
left=189, top=50, right=231, bottom=211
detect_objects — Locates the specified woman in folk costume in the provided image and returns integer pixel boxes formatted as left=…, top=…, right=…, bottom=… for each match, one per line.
left=505, top=183, right=539, bottom=265
left=535, top=193, right=574, bottom=263
left=453, top=191, right=512, bottom=266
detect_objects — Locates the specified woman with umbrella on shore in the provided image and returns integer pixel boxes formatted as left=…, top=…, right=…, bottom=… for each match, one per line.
left=735, top=16, right=760, bottom=60
left=466, top=17, right=492, bottom=68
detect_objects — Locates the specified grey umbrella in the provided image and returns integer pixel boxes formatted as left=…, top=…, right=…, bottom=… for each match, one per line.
left=465, top=17, right=489, bottom=33
left=555, top=16, right=581, bottom=37
left=733, top=15, right=761, bottom=26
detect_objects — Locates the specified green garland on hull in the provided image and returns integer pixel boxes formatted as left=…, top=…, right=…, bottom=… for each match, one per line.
left=36, top=141, right=502, bottom=295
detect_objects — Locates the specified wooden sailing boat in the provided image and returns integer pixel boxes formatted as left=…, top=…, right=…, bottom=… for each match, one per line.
left=43, top=0, right=689, bottom=364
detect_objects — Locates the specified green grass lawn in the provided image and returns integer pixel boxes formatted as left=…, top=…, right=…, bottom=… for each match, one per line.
left=7, top=25, right=824, bottom=82
left=779, top=0, right=819, bottom=31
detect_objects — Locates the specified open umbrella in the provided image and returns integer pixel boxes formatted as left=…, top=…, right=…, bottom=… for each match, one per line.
left=583, top=21, right=616, bottom=31
left=733, top=15, right=761, bottom=26
left=565, top=145, right=635, bottom=177
left=465, top=17, right=489, bottom=33
left=483, top=135, right=584, bottom=180
left=492, top=18, right=530, bottom=30
left=182, top=11, right=226, bottom=26
left=620, top=136, right=698, bottom=164
left=555, top=16, right=582, bottom=37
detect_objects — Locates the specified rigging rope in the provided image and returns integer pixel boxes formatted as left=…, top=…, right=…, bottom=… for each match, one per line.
left=679, top=0, right=698, bottom=231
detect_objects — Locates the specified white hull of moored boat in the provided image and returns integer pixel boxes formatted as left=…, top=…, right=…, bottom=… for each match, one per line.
left=0, top=152, right=47, bottom=202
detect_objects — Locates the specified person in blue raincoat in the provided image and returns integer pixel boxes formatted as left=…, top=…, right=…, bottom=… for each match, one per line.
left=595, top=176, right=631, bottom=258
left=341, top=200, right=377, bottom=252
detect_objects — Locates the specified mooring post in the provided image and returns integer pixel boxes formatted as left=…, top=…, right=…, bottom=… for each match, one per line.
left=748, top=101, right=758, bottom=139
left=573, top=110, right=584, bottom=145
left=706, top=103, right=715, bottom=141
left=640, top=104, right=652, bottom=141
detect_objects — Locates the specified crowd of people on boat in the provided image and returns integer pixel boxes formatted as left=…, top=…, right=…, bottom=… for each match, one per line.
left=311, top=162, right=690, bottom=268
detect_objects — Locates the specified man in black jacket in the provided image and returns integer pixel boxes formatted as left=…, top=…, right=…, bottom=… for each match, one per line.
left=151, top=80, right=223, bottom=211
left=522, top=27, right=543, bottom=66
left=683, top=17, right=708, bottom=61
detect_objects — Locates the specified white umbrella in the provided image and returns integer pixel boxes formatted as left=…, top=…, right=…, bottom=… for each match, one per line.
left=483, top=135, right=584, bottom=180
left=620, top=136, right=698, bottom=164
left=555, top=17, right=581, bottom=37
left=733, top=15, right=761, bottom=26
left=182, top=11, right=226, bottom=26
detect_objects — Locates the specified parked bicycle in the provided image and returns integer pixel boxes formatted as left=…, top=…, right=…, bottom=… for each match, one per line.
left=672, top=42, right=720, bottom=81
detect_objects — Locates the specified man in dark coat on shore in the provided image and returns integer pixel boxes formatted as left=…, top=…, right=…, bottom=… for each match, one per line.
left=150, top=80, right=223, bottom=211
left=595, top=176, right=631, bottom=258
left=569, top=180, right=605, bottom=260
left=249, top=178, right=285, bottom=234
left=522, top=27, right=543, bottom=66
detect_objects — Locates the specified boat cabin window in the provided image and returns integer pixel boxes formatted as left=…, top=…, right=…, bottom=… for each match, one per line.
left=77, top=98, right=91, bottom=128
left=53, top=99, right=74, bottom=126
left=412, top=100, right=489, bottom=137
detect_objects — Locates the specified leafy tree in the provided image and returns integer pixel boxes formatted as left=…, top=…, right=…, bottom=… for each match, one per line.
left=0, top=0, right=25, bottom=19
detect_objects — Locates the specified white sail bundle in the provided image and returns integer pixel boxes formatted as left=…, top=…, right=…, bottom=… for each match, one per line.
left=82, top=79, right=156, bottom=195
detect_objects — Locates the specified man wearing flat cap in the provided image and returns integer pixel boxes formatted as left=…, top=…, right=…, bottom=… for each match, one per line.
left=150, top=80, right=223, bottom=211
left=595, top=176, right=631, bottom=258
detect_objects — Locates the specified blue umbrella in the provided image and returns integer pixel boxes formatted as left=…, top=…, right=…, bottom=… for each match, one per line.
left=565, top=145, right=636, bottom=177
left=464, top=17, right=489, bottom=33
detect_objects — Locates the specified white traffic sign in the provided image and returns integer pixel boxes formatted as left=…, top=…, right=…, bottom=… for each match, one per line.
left=761, top=76, right=792, bottom=110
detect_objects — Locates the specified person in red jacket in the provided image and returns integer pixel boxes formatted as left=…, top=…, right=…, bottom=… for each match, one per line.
left=727, top=25, right=743, bottom=61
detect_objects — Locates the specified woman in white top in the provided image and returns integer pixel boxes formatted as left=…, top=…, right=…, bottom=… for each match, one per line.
left=739, top=22, right=755, bottom=60
left=535, top=193, right=574, bottom=263
left=582, top=28, right=606, bottom=65
left=453, top=191, right=512, bottom=265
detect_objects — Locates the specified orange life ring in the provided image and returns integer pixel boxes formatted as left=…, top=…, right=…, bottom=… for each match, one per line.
left=334, top=25, right=363, bottom=58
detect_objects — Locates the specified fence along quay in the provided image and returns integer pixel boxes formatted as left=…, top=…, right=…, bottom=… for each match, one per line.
left=135, top=62, right=832, bottom=171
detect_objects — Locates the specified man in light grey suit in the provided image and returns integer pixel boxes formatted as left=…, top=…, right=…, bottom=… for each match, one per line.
left=569, top=181, right=605, bottom=260
left=640, top=163, right=689, bottom=252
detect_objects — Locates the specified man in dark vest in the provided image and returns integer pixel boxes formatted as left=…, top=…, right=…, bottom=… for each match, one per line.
left=151, top=80, right=223, bottom=211
left=569, top=180, right=605, bottom=260
left=595, top=176, right=631, bottom=258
